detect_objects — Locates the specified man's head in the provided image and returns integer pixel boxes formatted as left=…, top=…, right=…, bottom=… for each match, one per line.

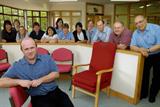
left=97, top=20, right=105, bottom=32
left=33, top=22, right=40, bottom=33
left=75, top=22, right=83, bottom=33
left=113, top=21, right=125, bottom=36
left=20, top=37, right=37, bottom=61
left=134, top=15, right=147, bottom=31
left=63, top=23, right=69, bottom=35
left=87, top=20, right=94, bottom=31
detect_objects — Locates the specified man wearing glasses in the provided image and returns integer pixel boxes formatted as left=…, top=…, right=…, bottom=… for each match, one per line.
left=130, top=15, right=160, bottom=103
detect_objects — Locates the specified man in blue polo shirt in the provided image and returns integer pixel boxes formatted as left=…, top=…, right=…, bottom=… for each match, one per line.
left=130, top=15, right=160, bottom=103
left=0, top=37, right=74, bottom=107
left=92, top=20, right=112, bottom=44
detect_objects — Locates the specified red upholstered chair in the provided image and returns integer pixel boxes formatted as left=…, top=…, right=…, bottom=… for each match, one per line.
left=0, top=48, right=10, bottom=75
left=72, top=42, right=116, bottom=107
left=9, top=86, right=32, bottom=107
left=37, top=47, right=49, bottom=55
left=51, top=48, right=73, bottom=73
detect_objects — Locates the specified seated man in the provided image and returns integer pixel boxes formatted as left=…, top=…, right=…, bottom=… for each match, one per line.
left=109, top=21, right=132, bottom=50
left=0, top=37, right=74, bottom=107
left=92, top=19, right=112, bottom=44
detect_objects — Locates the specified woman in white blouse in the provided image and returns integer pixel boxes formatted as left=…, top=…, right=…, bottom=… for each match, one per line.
left=73, top=22, right=88, bottom=43
left=41, top=26, right=58, bottom=43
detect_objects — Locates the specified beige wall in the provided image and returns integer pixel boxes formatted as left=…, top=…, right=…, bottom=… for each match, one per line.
left=0, top=0, right=49, bottom=10
left=49, top=2, right=86, bottom=28
left=104, top=3, right=114, bottom=27
left=0, top=0, right=115, bottom=28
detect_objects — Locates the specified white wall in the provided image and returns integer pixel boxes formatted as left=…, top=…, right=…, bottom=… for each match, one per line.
left=1, top=44, right=143, bottom=102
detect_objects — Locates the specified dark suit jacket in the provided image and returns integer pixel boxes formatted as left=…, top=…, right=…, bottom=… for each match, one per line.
left=1, top=29, right=17, bottom=42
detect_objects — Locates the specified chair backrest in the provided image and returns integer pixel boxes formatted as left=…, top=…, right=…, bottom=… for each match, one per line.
left=89, top=42, right=116, bottom=72
left=9, top=86, right=30, bottom=107
left=0, top=49, right=8, bottom=61
left=51, top=48, right=73, bottom=61
left=37, top=47, right=49, bottom=55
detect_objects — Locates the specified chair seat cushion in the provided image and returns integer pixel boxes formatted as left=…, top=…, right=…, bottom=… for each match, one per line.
left=72, top=70, right=112, bottom=93
left=0, top=63, right=10, bottom=71
left=57, top=64, right=72, bottom=73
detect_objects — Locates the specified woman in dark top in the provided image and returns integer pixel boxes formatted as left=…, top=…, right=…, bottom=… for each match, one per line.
left=73, top=22, right=88, bottom=43
left=1, top=20, right=17, bottom=42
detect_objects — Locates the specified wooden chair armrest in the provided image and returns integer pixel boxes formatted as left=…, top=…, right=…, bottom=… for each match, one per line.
left=72, top=64, right=90, bottom=75
left=73, top=64, right=90, bottom=69
left=96, top=68, right=113, bottom=75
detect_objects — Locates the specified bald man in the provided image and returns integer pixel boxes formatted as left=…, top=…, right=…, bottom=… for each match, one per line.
left=130, top=15, right=160, bottom=103
left=0, top=37, right=74, bottom=107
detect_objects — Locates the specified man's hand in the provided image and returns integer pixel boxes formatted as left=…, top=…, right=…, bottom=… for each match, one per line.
left=18, top=80, right=32, bottom=89
left=117, top=44, right=127, bottom=50
left=31, top=79, right=43, bottom=87
left=139, top=48, right=149, bottom=57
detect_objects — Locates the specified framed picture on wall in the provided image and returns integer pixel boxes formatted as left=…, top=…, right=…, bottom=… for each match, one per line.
left=86, top=3, right=104, bottom=15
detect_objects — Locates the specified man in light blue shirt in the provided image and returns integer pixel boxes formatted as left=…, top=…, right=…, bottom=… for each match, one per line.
left=130, top=15, right=160, bottom=103
left=57, top=23, right=74, bottom=40
left=86, top=20, right=97, bottom=43
left=0, top=37, right=74, bottom=107
left=92, top=20, right=112, bottom=44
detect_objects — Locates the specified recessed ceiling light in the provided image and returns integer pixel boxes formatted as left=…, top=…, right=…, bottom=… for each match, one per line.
left=139, top=6, right=144, bottom=8
left=146, top=3, right=152, bottom=7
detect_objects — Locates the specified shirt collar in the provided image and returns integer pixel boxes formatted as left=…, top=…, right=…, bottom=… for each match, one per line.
left=137, top=23, right=149, bottom=33
left=21, top=54, right=41, bottom=65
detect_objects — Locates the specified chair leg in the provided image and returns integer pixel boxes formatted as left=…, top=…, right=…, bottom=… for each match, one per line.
left=72, top=85, right=75, bottom=98
left=95, top=93, right=99, bottom=107
left=106, top=86, right=110, bottom=97
left=9, top=97, right=15, bottom=107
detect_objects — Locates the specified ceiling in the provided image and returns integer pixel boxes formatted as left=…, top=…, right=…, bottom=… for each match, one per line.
left=24, top=0, right=158, bottom=4
left=48, top=0, right=154, bottom=4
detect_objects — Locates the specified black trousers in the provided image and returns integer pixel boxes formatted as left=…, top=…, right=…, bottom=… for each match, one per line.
left=141, top=52, right=160, bottom=99
left=31, top=87, right=74, bottom=107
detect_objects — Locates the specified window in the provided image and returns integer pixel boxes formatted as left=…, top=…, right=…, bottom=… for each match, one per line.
left=114, top=1, right=160, bottom=31
left=3, top=7, right=11, bottom=14
left=0, top=5, right=48, bottom=33
left=0, top=6, right=3, bottom=13
left=115, top=4, right=129, bottom=27
left=0, top=15, right=3, bottom=30
left=27, top=11, right=48, bottom=32
left=52, top=11, right=81, bottom=31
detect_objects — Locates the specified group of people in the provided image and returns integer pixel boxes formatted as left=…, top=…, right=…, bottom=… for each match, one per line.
left=1, top=17, right=132, bottom=48
left=0, top=14, right=160, bottom=107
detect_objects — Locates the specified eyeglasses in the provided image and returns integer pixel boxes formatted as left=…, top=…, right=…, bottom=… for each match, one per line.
left=135, top=19, right=144, bottom=25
